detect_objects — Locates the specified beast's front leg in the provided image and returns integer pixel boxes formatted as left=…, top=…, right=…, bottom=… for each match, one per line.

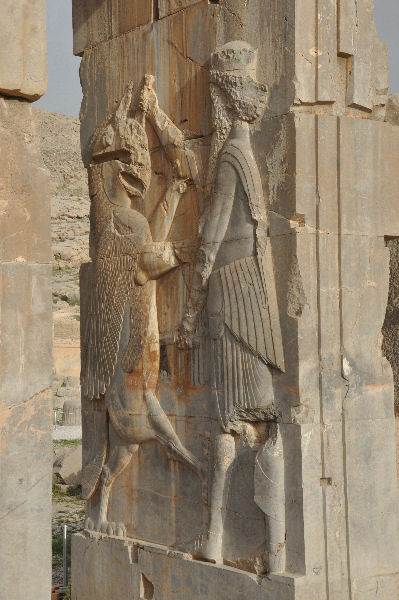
left=86, top=437, right=138, bottom=537
left=97, top=442, right=138, bottom=536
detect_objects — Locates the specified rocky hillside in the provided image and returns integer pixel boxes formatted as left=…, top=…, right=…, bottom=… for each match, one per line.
left=36, top=108, right=89, bottom=300
left=35, top=108, right=89, bottom=408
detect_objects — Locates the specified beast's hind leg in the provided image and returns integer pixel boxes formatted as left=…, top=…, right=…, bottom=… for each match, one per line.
left=96, top=424, right=138, bottom=536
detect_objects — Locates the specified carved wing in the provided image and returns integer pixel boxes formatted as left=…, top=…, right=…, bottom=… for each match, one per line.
left=81, top=232, right=137, bottom=401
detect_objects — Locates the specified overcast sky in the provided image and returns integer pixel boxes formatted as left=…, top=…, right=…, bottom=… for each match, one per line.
left=36, top=0, right=399, bottom=117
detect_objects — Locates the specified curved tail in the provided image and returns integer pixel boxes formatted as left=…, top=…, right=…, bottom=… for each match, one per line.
left=105, top=385, right=204, bottom=478
left=145, top=391, right=204, bottom=477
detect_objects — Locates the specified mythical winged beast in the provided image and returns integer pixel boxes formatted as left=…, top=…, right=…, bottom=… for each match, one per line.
left=81, top=77, right=203, bottom=535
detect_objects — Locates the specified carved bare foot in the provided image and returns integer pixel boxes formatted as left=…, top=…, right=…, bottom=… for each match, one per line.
left=192, top=532, right=205, bottom=560
left=191, top=531, right=220, bottom=563
left=200, top=531, right=222, bottom=563
left=99, top=521, right=127, bottom=537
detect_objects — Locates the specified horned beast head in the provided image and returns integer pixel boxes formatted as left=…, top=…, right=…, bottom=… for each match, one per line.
left=88, top=81, right=152, bottom=200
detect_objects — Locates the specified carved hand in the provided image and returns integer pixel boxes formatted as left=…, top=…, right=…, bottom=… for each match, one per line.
left=173, top=240, right=197, bottom=264
left=177, top=318, right=196, bottom=350
left=176, top=324, right=192, bottom=350
left=177, top=301, right=203, bottom=349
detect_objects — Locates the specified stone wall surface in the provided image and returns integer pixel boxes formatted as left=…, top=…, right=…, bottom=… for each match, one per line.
left=0, top=2, right=52, bottom=597
left=72, top=1, right=399, bottom=599
left=0, top=99, right=52, bottom=599
left=72, top=531, right=323, bottom=600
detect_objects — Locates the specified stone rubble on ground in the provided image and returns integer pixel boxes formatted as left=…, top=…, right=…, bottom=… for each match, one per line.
left=53, top=444, right=82, bottom=487
left=53, top=426, right=82, bottom=442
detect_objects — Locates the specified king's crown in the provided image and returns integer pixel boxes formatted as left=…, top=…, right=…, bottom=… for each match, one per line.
left=211, top=41, right=257, bottom=75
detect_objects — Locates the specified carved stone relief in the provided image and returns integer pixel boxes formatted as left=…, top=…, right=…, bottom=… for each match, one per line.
left=80, top=42, right=287, bottom=575
left=81, top=76, right=204, bottom=535
left=179, top=41, right=286, bottom=572
left=73, top=2, right=399, bottom=598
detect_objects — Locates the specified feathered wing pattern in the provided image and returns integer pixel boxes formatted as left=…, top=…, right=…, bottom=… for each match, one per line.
left=81, top=231, right=139, bottom=401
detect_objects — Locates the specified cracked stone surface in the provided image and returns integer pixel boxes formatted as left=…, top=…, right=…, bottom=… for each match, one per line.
left=0, top=99, right=52, bottom=600
left=71, top=1, right=399, bottom=599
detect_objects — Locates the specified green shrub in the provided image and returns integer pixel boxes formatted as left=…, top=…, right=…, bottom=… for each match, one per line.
left=53, top=439, right=81, bottom=447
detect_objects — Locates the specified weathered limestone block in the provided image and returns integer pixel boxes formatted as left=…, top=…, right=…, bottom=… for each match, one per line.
left=0, top=0, right=47, bottom=100
left=55, top=444, right=82, bottom=486
left=72, top=0, right=399, bottom=598
left=294, top=0, right=388, bottom=113
left=0, top=99, right=51, bottom=263
left=0, top=99, right=52, bottom=402
left=0, top=99, right=52, bottom=599
left=386, top=93, right=399, bottom=127
left=158, top=0, right=203, bottom=18
left=0, top=389, right=52, bottom=598
left=268, top=112, right=399, bottom=596
left=72, top=0, right=154, bottom=56
left=0, top=262, right=52, bottom=402
left=72, top=531, right=323, bottom=600
left=346, top=0, right=389, bottom=113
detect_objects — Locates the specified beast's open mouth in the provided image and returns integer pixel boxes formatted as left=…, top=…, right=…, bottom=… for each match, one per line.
left=91, top=149, right=131, bottom=165
left=119, top=170, right=145, bottom=197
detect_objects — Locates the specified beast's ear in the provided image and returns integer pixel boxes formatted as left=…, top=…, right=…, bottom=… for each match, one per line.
left=115, top=81, right=135, bottom=121
left=86, top=82, right=136, bottom=167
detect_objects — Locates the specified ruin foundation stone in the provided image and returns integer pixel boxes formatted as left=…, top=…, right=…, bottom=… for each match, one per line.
left=72, top=1, right=399, bottom=599
left=0, top=1, right=52, bottom=598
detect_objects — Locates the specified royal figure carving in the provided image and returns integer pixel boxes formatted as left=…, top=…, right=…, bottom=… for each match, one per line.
left=179, top=41, right=286, bottom=572
left=80, top=42, right=286, bottom=575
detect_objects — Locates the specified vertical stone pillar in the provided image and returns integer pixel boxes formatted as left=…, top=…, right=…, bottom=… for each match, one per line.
left=72, top=1, right=399, bottom=599
left=0, top=2, right=52, bottom=599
